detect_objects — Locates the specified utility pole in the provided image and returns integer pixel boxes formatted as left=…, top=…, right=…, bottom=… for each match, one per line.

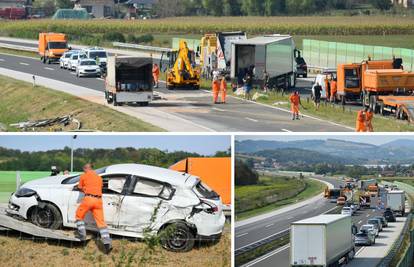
left=70, top=135, right=77, bottom=173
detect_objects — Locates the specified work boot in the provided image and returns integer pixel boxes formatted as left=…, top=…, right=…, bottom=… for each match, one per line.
left=75, top=220, right=87, bottom=241
left=292, top=116, right=295, bottom=120
left=296, top=115, right=300, bottom=120
left=99, top=228, right=112, bottom=254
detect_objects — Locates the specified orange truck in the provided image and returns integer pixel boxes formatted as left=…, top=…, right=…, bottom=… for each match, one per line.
left=169, top=157, right=231, bottom=213
left=38, top=32, right=68, bottom=64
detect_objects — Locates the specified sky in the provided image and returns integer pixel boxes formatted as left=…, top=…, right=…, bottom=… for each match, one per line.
left=236, top=134, right=414, bottom=146
left=0, top=135, right=230, bottom=155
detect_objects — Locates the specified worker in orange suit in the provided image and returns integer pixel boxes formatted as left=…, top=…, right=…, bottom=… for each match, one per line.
left=212, top=77, right=220, bottom=104
left=220, top=77, right=227, bottom=104
left=356, top=109, right=367, bottom=132
left=330, top=79, right=337, bottom=103
left=289, top=91, right=301, bottom=120
left=152, top=63, right=160, bottom=88
left=324, top=77, right=331, bottom=100
left=365, top=107, right=374, bottom=132
left=75, top=163, right=112, bottom=253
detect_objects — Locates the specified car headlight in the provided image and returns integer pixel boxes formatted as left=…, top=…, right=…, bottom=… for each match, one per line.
left=15, top=188, right=37, bottom=198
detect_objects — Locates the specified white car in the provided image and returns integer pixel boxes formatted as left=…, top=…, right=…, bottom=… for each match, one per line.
left=84, top=47, right=108, bottom=70
left=59, top=51, right=73, bottom=69
left=360, top=224, right=379, bottom=237
left=7, top=163, right=225, bottom=252
left=67, top=53, right=87, bottom=71
left=76, top=59, right=101, bottom=77
left=311, top=70, right=336, bottom=99
left=341, top=207, right=353, bottom=216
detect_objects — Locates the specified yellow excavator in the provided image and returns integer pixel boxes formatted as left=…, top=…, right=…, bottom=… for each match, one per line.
left=165, top=40, right=200, bottom=90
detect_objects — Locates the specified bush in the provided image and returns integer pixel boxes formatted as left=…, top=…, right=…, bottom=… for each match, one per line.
left=102, top=31, right=125, bottom=42
left=126, top=34, right=154, bottom=44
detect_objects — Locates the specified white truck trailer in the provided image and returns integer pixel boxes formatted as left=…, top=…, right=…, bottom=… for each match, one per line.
left=105, top=56, right=153, bottom=106
left=290, top=214, right=355, bottom=267
left=230, top=35, right=296, bottom=89
left=386, top=190, right=406, bottom=216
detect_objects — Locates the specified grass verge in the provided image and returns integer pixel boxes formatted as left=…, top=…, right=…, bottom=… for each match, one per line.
left=0, top=75, right=163, bottom=132
left=236, top=177, right=325, bottom=221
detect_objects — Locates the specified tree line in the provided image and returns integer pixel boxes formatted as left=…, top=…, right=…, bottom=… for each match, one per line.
left=0, top=147, right=230, bottom=172
left=155, top=0, right=393, bottom=17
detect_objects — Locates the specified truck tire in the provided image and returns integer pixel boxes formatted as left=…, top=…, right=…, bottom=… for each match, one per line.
left=167, top=85, right=174, bottom=90
left=380, top=102, right=387, bottom=116
left=42, top=56, right=46, bottom=64
left=363, top=91, right=370, bottom=107
left=113, top=95, right=118, bottom=106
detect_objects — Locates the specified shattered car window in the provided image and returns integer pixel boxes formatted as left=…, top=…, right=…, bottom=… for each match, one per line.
left=194, top=181, right=219, bottom=199
left=106, top=178, right=126, bottom=194
left=133, top=179, right=164, bottom=197
left=61, top=166, right=107, bottom=184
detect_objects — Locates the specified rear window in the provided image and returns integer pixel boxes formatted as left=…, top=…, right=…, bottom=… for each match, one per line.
left=62, top=166, right=107, bottom=184
left=194, top=181, right=219, bottom=199
left=356, top=233, right=366, bottom=237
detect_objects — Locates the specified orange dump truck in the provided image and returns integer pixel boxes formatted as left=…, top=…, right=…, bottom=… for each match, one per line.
left=38, top=32, right=68, bottom=64
left=170, top=157, right=231, bottom=213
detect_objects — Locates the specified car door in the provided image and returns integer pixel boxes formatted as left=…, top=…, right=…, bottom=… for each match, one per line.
left=116, top=176, right=173, bottom=234
left=66, top=174, right=128, bottom=230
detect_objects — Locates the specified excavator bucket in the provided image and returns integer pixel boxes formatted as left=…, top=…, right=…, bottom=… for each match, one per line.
left=0, top=205, right=90, bottom=242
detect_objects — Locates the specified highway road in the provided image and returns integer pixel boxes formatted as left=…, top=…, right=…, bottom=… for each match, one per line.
left=0, top=40, right=353, bottom=132
left=236, top=178, right=386, bottom=267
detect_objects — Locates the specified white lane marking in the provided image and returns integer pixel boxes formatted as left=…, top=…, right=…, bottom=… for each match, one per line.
left=358, top=220, right=363, bottom=224
left=245, top=117, right=258, bottom=122
left=281, top=128, right=292, bottom=132
left=212, top=107, right=227, bottom=112
left=265, top=223, right=274, bottom=228
left=236, top=232, right=249, bottom=238
left=96, top=78, right=103, bottom=81
left=242, top=244, right=290, bottom=267
left=287, top=216, right=294, bottom=220
left=69, top=72, right=75, bottom=75
left=44, top=67, right=54, bottom=71
left=366, top=214, right=370, bottom=218
left=19, top=62, right=29, bottom=66
left=0, top=58, right=4, bottom=62
left=236, top=228, right=289, bottom=251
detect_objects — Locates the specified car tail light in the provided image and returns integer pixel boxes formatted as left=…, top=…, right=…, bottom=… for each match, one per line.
left=196, top=200, right=219, bottom=214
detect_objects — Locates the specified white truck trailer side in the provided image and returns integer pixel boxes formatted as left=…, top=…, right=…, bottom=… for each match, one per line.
left=290, top=214, right=355, bottom=267
left=231, top=35, right=296, bottom=89
left=386, top=190, right=406, bottom=216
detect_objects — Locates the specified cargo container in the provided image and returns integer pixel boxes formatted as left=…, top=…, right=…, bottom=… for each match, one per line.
left=38, top=33, right=68, bottom=64
left=169, top=157, right=231, bottom=213
left=290, top=214, right=355, bottom=267
left=231, top=35, right=296, bottom=89
left=386, top=190, right=406, bottom=216
left=105, top=56, right=153, bottom=106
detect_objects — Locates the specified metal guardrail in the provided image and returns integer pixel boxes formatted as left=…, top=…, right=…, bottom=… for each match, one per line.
left=0, top=43, right=37, bottom=52
left=112, top=42, right=172, bottom=53
left=378, top=213, right=412, bottom=267
left=235, top=229, right=289, bottom=256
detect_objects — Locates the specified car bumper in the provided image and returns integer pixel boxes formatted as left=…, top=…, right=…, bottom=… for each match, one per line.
left=355, top=240, right=371, bottom=246
left=191, top=211, right=226, bottom=236
left=197, top=233, right=222, bottom=242
left=78, top=70, right=100, bottom=76
left=6, top=194, right=38, bottom=219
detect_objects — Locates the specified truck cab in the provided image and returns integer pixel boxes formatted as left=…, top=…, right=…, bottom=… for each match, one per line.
left=337, top=63, right=362, bottom=104
left=38, top=32, right=68, bottom=64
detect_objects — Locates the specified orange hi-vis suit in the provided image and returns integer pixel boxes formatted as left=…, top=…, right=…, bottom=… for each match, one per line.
left=212, top=80, right=220, bottom=103
left=356, top=110, right=367, bottom=132
left=289, top=93, right=300, bottom=115
left=220, top=79, right=227, bottom=103
left=152, top=65, right=160, bottom=85
left=324, top=78, right=330, bottom=98
left=76, top=170, right=107, bottom=229
left=330, top=80, right=337, bottom=101
left=366, top=111, right=374, bottom=132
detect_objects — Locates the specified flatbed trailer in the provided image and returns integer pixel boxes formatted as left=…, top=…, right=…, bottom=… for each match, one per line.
left=377, top=95, right=414, bottom=122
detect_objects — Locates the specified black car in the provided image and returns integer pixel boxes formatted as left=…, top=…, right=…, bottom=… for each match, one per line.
left=383, top=209, right=396, bottom=222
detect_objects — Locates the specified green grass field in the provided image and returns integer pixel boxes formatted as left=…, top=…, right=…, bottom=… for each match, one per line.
left=235, top=176, right=325, bottom=221
left=0, top=171, right=49, bottom=203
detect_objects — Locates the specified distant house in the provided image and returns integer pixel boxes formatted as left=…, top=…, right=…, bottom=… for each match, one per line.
left=71, top=0, right=115, bottom=18
left=392, top=0, right=414, bottom=8
left=124, top=0, right=156, bottom=19
left=0, top=0, right=33, bottom=17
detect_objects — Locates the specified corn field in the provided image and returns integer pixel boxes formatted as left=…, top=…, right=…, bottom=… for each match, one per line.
left=2, top=16, right=414, bottom=39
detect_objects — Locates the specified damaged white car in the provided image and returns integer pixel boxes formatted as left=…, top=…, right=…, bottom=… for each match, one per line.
left=6, top=163, right=225, bottom=252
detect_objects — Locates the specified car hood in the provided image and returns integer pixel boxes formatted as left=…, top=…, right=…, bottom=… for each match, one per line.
left=22, top=175, right=71, bottom=189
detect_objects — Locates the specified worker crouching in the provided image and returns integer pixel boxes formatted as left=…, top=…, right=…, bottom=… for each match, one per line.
left=75, top=163, right=112, bottom=254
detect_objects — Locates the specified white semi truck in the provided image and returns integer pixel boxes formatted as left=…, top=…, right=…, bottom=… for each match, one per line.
left=386, top=190, right=406, bottom=216
left=230, top=35, right=297, bottom=89
left=290, top=214, right=355, bottom=267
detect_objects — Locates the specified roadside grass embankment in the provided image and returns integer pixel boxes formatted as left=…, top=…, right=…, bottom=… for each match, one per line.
left=235, top=175, right=325, bottom=221
left=0, top=75, right=163, bottom=132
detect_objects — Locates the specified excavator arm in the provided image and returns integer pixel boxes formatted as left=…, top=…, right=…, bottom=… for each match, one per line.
left=173, top=40, right=195, bottom=78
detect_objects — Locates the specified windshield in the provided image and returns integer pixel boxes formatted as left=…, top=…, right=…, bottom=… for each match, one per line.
left=61, top=166, right=107, bottom=184
left=89, top=51, right=107, bottom=58
left=65, top=53, right=72, bottom=58
left=81, top=60, right=97, bottom=66
left=356, top=233, right=367, bottom=237
left=48, top=42, right=67, bottom=49
left=361, top=226, right=371, bottom=231
left=72, top=55, right=78, bottom=60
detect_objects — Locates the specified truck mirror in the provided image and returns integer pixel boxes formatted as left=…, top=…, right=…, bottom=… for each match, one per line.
left=351, top=225, right=357, bottom=235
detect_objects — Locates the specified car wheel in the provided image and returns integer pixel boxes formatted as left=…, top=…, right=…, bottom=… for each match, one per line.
left=160, top=222, right=195, bottom=252
left=30, top=202, right=62, bottom=230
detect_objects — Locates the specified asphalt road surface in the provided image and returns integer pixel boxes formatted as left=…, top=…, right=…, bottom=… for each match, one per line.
left=0, top=44, right=352, bottom=132
left=240, top=182, right=388, bottom=267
